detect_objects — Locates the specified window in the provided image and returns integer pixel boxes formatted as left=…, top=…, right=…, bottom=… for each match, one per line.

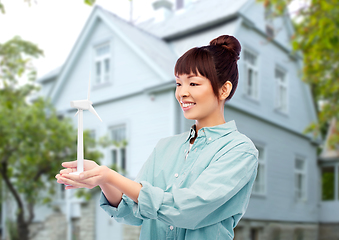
left=94, top=43, right=110, bottom=84
left=271, top=228, right=281, bottom=240
left=55, top=182, right=65, bottom=200
left=321, top=166, right=335, bottom=201
left=275, top=68, right=288, bottom=113
left=110, top=125, right=127, bottom=172
left=234, top=226, right=243, bottom=240
left=264, top=4, right=275, bottom=39
left=250, top=228, right=261, bottom=240
left=295, top=158, right=306, bottom=201
left=293, top=229, right=304, bottom=240
left=253, top=145, right=265, bottom=194
left=243, top=49, right=259, bottom=100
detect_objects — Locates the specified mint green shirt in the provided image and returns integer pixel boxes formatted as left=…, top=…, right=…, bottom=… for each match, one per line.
left=100, top=120, right=258, bottom=240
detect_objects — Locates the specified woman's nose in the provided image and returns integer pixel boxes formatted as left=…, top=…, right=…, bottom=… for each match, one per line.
left=178, top=85, right=190, bottom=97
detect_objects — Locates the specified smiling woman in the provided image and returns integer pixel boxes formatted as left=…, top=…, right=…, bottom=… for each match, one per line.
left=175, top=73, right=231, bottom=136
left=56, top=35, right=259, bottom=240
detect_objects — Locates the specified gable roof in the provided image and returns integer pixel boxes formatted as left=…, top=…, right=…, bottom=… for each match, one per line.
left=137, top=0, right=249, bottom=39
left=37, top=65, right=62, bottom=83
left=320, top=118, right=339, bottom=161
left=100, top=7, right=177, bottom=80
left=48, top=5, right=177, bottom=103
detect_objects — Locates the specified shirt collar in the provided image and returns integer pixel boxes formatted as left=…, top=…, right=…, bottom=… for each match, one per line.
left=185, top=120, right=237, bottom=144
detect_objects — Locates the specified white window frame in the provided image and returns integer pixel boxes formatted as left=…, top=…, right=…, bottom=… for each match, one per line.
left=252, top=144, right=266, bottom=195
left=295, top=156, right=307, bottom=202
left=275, top=67, right=288, bottom=114
left=94, top=42, right=111, bottom=85
left=321, top=163, right=339, bottom=201
left=109, top=124, right=127, bottom=173
left=56, top=182, right=65, bottom=200
left=243, top=49, right=259, bottom=100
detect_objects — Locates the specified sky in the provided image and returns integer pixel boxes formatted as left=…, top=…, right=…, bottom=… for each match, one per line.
left=0, top=0, right=155, bottom=79
left=0, top=0, right=306, bottom=80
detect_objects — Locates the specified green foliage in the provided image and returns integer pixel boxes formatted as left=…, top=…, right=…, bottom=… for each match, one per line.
left=6, top=219, right=19, bottom=240
left=321, top=169, right=334, bottom=200
left=84, top=0, right=96, bottom=6
left=98, top=134, right=128, bottom=148
left=0, top=36, right=43, bottom=86
left=0, top=1, right=4, bottom=14
left=258, top=0, right=339, bottom=149
left=0, top=36, right=103, bottom=239
left=0, top=87, right=103, bottom=202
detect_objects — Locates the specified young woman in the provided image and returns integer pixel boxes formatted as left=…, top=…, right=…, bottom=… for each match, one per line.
left=56, top=35, right=258, bottom=240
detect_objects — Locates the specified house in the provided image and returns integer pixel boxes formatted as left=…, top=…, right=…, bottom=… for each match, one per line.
left=318, top=117, right=339, bottom=240
left=2, top=0, right=328, bottom=239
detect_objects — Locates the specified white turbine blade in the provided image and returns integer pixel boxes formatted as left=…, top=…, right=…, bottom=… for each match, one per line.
left=87, top=71, right=91, bottom=100
left=74, top=110, right=79, bottom=116
left=89, top=105, right=102, bottom=122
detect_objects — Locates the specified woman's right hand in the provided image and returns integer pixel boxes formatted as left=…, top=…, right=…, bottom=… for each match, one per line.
left=60, top=160, right=99, bottom=174
left=55, top=160, right=100, bottom=189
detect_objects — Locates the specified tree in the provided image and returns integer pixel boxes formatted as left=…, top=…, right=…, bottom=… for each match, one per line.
left=259, top=0, right=339, bottom=150
left=0, top=37, right=102, bottom=240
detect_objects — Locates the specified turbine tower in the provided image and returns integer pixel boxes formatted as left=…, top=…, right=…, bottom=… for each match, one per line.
left=70, top=72, right=102, bottom=174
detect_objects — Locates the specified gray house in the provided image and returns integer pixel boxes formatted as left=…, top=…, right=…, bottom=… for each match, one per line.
left=5, top=0, right=332, bottom=239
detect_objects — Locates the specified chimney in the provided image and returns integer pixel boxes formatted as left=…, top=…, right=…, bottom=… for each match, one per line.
left=176, top=0, right=184, bottom=10
left=175, top=0, right=194, bottom=10
left=152, top=0, right=173, bottom=22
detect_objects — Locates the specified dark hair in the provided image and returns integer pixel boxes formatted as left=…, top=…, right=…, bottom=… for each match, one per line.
left=174, top=35, right=241, bottom=101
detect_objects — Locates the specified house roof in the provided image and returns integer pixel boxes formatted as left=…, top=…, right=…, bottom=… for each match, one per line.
left=320, top=118, right=339, bottom=161
left=99, top=7, right=177, bottom=80
left=38, top=0, right=250, bottom=86
left=137, top=0, right=249, bottom=39
left=47, top=5, right=178, bottom=103
left=37, top=65, right=62, bottom=83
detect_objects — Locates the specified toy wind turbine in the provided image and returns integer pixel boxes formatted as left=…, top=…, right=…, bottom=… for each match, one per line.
left=70, top=72, right=102, bottom=175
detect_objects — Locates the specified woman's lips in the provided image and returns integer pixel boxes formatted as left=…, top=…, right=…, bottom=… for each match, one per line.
left=181, top=102, right=196, bottom=111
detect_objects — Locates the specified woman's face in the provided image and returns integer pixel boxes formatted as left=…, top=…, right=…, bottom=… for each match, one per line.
left=175, top=73, right=223, bottom=127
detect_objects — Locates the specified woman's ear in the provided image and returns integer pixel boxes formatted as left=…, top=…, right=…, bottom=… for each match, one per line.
left=219, top=81, right=232, bottom=100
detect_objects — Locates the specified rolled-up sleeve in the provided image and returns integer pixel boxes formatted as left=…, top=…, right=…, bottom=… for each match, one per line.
left=134, top=150, right=258, bottom=230
left=100, top=192, right=142, bottom=226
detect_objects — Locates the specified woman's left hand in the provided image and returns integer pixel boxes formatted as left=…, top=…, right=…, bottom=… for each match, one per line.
left=56, top=165, right=112, bottom=190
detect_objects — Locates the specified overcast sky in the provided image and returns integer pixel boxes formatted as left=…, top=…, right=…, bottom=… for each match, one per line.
left=0, top=0, right=305, bottom=80
left=0, top=0, right=155, bottom=79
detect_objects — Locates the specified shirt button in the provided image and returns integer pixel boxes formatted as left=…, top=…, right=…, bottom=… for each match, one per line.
left=170, top=226, right=174, bottom=230
left=174, top=173, right=179, bottom=178
left=208, top=137, right=212, bottom=141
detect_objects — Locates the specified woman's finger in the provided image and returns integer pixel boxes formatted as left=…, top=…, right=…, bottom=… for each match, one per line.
left=62, top=169, right=102, bottom=189
left=65, top=185, right=79, bottom=190
left=62, top=161, right=78, bottom=168
left=57, top=176, right=94, bottom=189
left=79, top=167, right=100, bottom=180
left=60, top=168, right=76, bottom=175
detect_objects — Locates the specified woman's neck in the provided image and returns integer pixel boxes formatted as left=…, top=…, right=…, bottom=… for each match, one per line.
left=195, top=118, right=226, bottom=132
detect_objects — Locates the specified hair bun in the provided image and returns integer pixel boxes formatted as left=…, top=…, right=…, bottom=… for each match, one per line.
left=210, top=35, right=241, bottom=60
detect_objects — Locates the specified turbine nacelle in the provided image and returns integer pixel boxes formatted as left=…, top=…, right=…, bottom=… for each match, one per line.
left=70, top=99, right=92, bottom=110
left=70, top=100, right=103, bottom=122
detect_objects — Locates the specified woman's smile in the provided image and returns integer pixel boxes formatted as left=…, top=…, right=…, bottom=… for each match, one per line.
left=175, top=73, right=227, bottom=131
left=181, top=101, right=196, bottom=111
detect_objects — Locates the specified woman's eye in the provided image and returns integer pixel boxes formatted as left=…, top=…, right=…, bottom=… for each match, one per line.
left=176, top=83, right=181, bottom=86
left=190, top=83, right=198, bottom=86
